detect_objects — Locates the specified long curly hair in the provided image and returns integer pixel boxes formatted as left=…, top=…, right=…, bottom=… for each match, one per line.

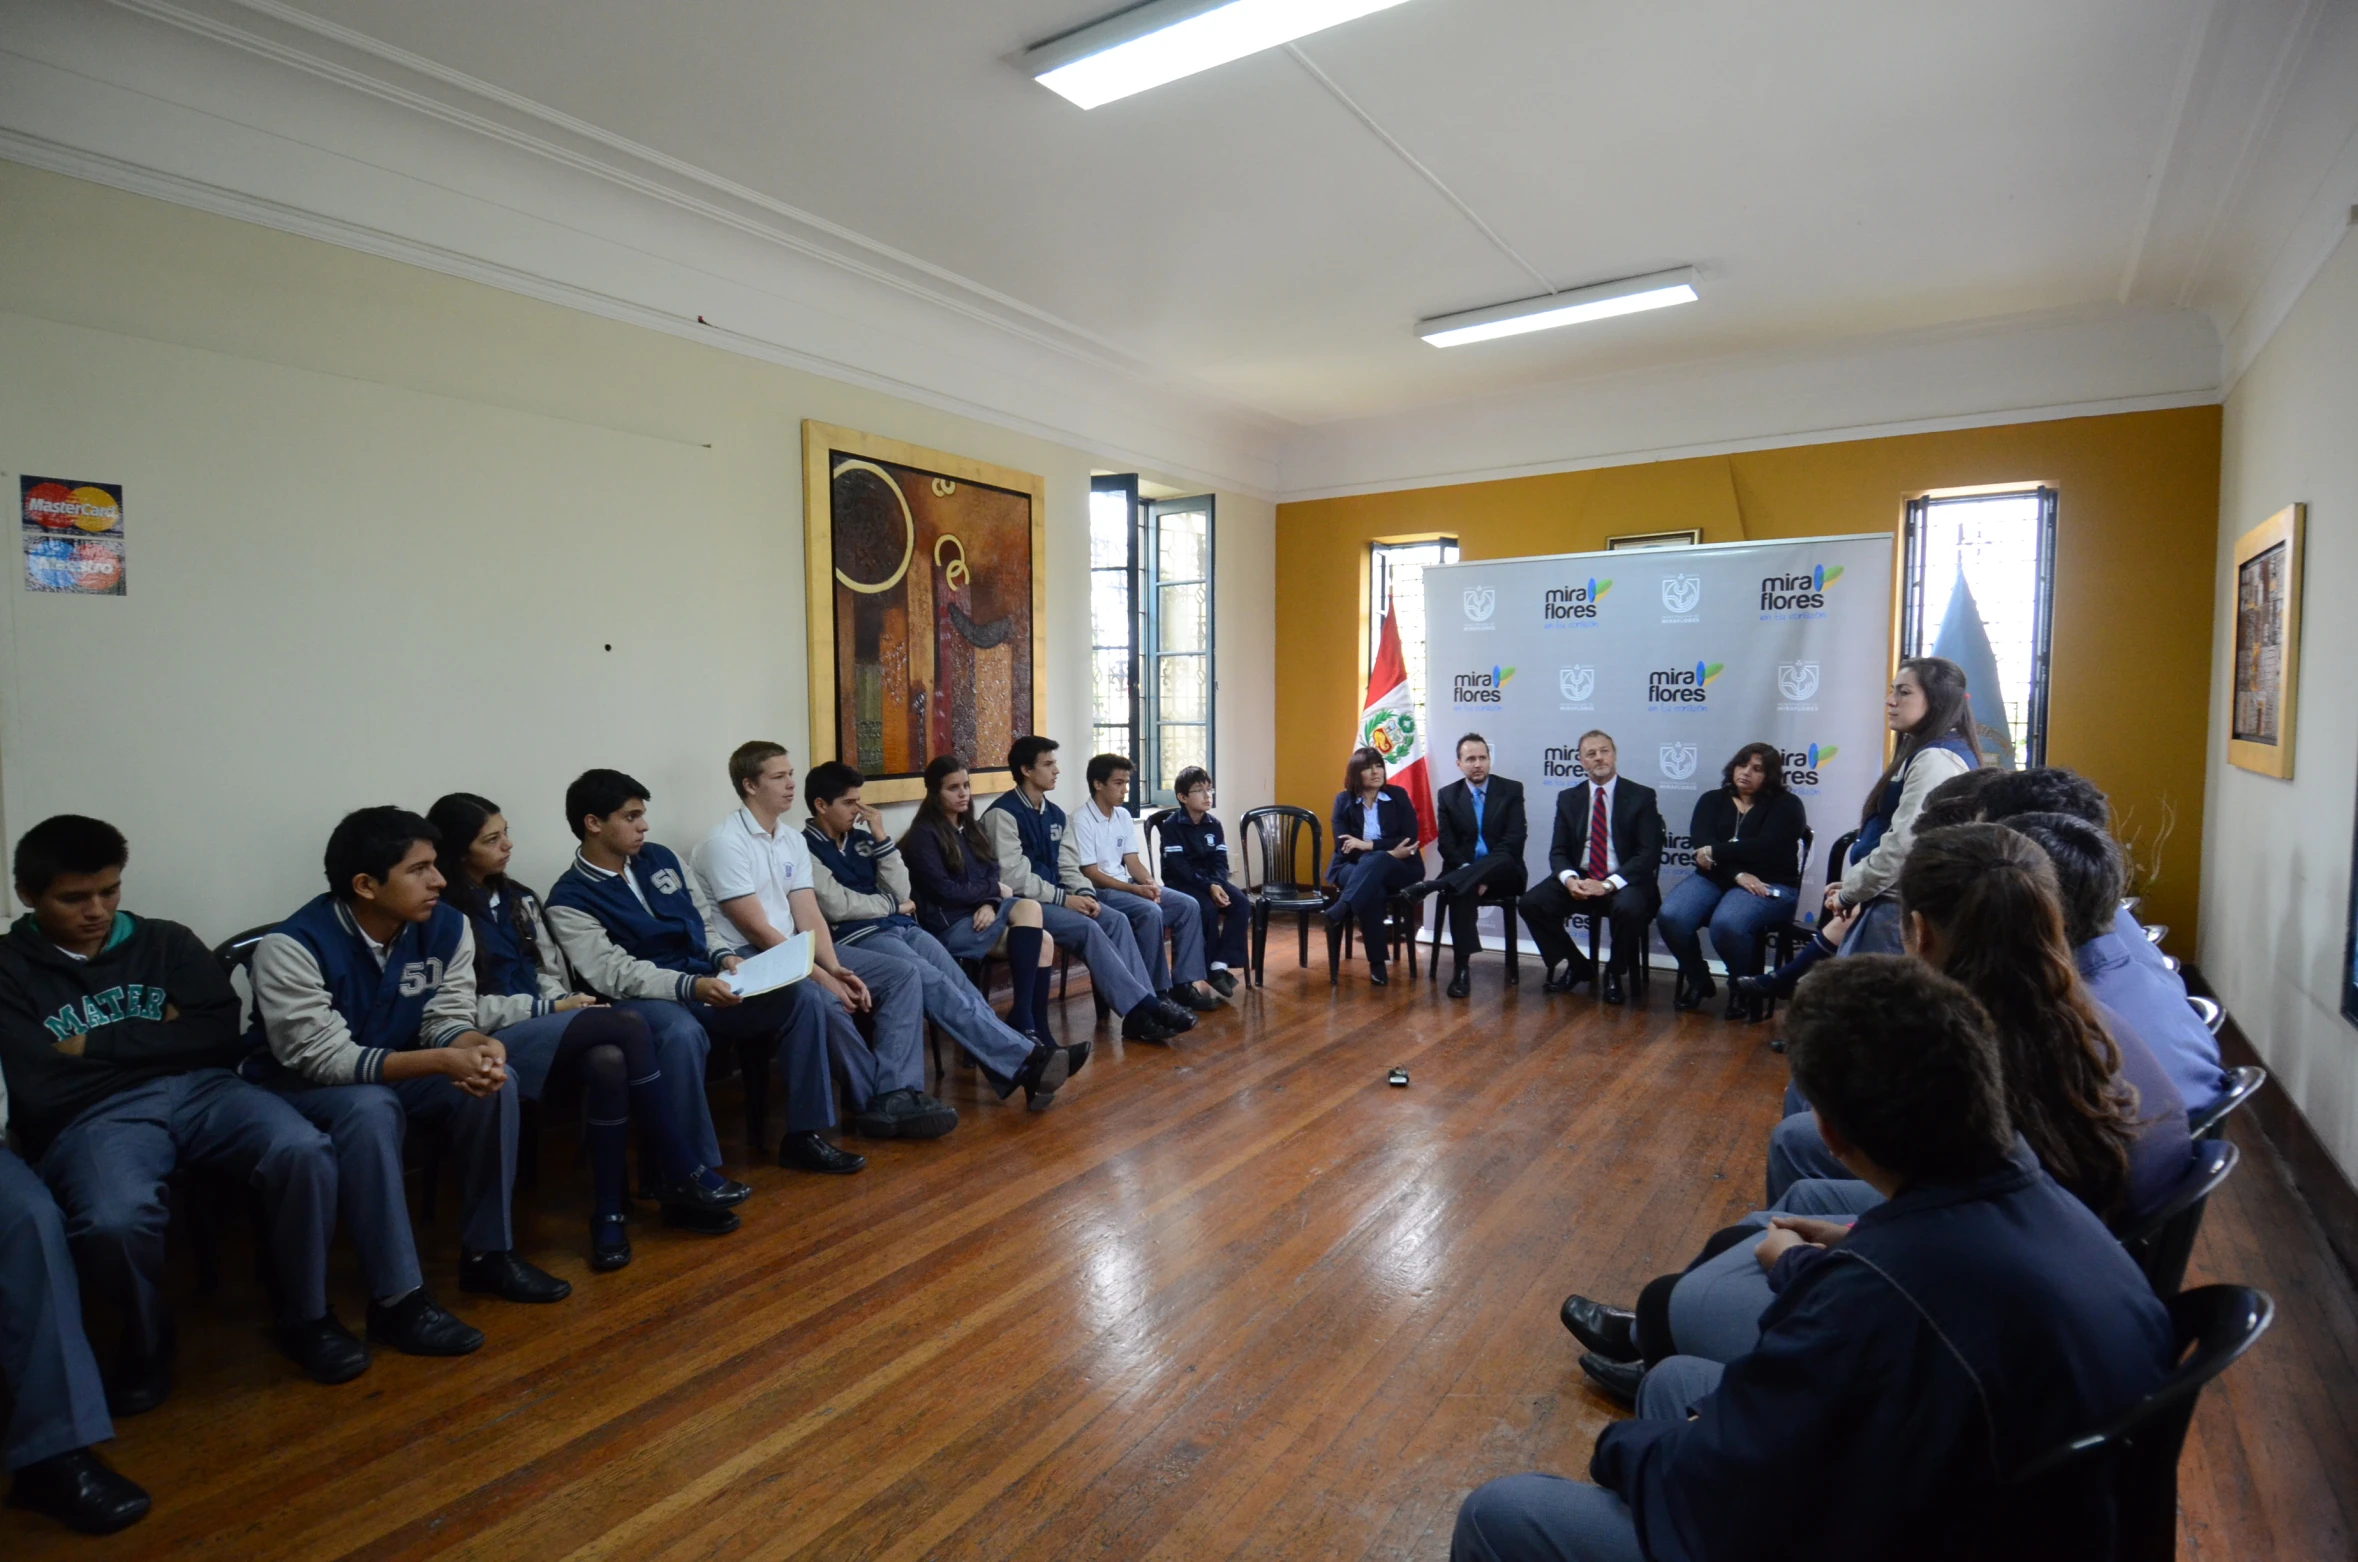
left=1898, top=823, right=2140, bottom=1222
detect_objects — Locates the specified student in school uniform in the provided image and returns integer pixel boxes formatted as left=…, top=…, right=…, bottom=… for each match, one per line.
left=1067, top=754, right=1221, bottom=1015
left=250, top=807, right=569, bottom=1360
left=0, top=816, right=360, bottom=1412
left=688, top=744, right=952, bottom=1142
left=543, top=768, right=870, bottom=1175
left=984, top=736, right=1194, bottom=1045
left=799, top=761, right=1086, bottom=1111
left=1156, top=766, right=1249, bottom=997
left=900, top=756, right=1062, bottom=1039
left=426, top=793, right=748, bottom=1272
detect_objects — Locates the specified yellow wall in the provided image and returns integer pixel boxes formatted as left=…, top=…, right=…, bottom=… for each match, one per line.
left=1275, top=407, right=2223, bottom=947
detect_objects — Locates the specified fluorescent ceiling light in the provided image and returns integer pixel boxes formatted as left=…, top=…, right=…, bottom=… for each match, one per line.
left=1025, top=0, right=1416, bottom=110
left=1419, top=268, right=1701, bottom=348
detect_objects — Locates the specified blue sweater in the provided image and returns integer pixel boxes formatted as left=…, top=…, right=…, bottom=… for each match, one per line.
left=1595, top=1144, right=2173, bottom=1561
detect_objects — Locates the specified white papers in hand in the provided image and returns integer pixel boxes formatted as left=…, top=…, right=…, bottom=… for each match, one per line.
left=722, top=931, right=814, bottom=997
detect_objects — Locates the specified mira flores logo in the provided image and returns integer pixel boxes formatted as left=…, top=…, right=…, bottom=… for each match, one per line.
left=1647, top=660, right=1725, bottom=706
left=1540, top=746, right=1590, bottom=780
left=1779, top=742, right=1841, bottom=789
left=1759, top=562, right=1845, bottom=616
left=1451, top=664, right=1517, bottom=705
left=1542, top=576, right=1613, bottom=624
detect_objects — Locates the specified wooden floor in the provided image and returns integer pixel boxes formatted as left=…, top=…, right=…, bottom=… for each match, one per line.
left=9, top=959, right=2356, bottom=1559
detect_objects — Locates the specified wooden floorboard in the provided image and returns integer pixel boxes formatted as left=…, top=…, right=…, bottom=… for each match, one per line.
left=7, top=961, right=2353, bottom=1559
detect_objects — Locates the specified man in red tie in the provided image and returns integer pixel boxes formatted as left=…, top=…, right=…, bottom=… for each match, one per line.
left=1519, top=731, right=1666, bottom=1004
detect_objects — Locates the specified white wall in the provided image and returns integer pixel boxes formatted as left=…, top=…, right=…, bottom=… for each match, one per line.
left=2201, top=226, right=2358, bottom=1184
left=0, top=163, right=1273, bottom=938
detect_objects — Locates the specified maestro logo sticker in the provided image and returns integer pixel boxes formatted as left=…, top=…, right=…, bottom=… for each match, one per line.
left=1542, top=577, right=1612, bottom=624
left=1557, top=665, right=1597, bottom=704
left=1777, top=662, right=1822, bottom=703
left=1660, top=573, right=1703, bottom=615
left=1462, top=586, right=1497, bottom=623
left=1647, top=660, right=1723, bottom=706
left=1659, top=743, right=1700, bottom=782
left=1451, top=665, right=1516, bottom=705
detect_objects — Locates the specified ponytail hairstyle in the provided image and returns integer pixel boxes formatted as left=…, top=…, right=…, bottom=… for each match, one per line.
left=903, top=755, right=995, bottom=876
left=1898, top=823, right=2139, bottom=1222
left=1860, top=656, right=1982, bottom=827
left=426, top=792, right=542, bottom=992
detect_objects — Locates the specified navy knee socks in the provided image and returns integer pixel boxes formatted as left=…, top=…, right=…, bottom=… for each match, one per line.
left=1004, top=926, right=1045, bottom=1033
left=550, top=1007, right=696, bottom=1216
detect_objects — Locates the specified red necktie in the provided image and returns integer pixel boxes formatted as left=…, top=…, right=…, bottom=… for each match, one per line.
left=1587, top=785, right=1609, bottom=880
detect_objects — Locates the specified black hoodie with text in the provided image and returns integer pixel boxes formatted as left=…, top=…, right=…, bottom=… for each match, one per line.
left=0, top=911, right=242, bottom=1156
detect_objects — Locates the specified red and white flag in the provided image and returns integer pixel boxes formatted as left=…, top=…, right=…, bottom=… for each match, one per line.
left=1358, top=592, right=1437, bottom=846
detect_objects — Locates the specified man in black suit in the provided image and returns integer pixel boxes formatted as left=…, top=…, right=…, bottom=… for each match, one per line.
left=1519, top=730, right=1664, bottom=1004
left=1411, top=734, right=1529, bottom=999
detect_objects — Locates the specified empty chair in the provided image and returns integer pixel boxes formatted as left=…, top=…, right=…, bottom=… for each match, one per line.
left=1238, top=805, right=1329, bottom=986
left=2002, top=1284, right=2274, bottom=1562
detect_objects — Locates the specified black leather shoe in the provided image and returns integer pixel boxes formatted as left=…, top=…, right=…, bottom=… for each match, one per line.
left=1559, top=1295, right=1639, bottom=1361
left=850, top=1094, right=901, bottom=1138
left=1153, top=998, right=1199, bottom=1032
left=103, top=1346, right=172, bottom=1418
left=275, top=1310, right=372, bottom=1384
left=1578, top=1351, right=1644, bottom=1407
left=1402, top=880, right=1439, bottom=901
left=652, top=1169, right=752, bottom=1211
left=1172, top=984, right=1223, bottom=1013
left=891, top=1090, right=960, bottom=1140
left=367, top=1289, right=485, bottom=1356
left=1016, top=1039, right=1074, bottom=1097
left=590, top=1213, right=633, bottom=1271
left=1446, top=967, right=1471, bottom=999
left=1121, top=1006, right=1175, bottom=1044
left=1063, top=1038, right=1092, bottom=1078
left=1207, top=970, right=1240, bottom=997
left=661, top=1203, right=740, bottom=1235
left=779, top=1130, right=866, bottom=1174
left=1672, top=973, right=1704, bottom=1012
left=6, top=1449, right=150, bottom=1535
left=460, top=1249, right=573, bottom=1304
left=1544, top=962, right=1594, bottom=994
left=1602, top=970, right=1626, bottom=1005
left=1693, top=970, right=1717, bottom=1002
left=1367, top=966, right=1389, bottom=986
left=1724, top=989, right=1759, bottom=1023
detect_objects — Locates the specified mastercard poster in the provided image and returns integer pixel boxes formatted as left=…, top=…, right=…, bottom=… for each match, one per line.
left=20, top=476, right=127, bottom=596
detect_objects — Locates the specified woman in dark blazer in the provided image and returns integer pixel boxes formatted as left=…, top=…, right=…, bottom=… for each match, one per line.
left=1326, top=745, right=1424, bottom=985
left=1656, top=741, right=1808, bottom=1018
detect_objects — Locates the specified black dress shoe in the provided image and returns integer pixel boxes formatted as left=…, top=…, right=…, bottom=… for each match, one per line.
left=1153, top=998, right=1199, bottom=1032
left=103, top=1347, right=172, bottom=1418
left=6, top=1449, right=150, bottom=1535
left=1446, top=967, right=1471, bottom=999
left=1578, top=1351, right=1644, bottom=1407
left=1602, top=970, right=1626, bottom=1005
left=460, top=1249, right=573, bottom=1304
left=1367, top=966, right=1389, bottom=987
left=1724, top=989, right=1759, bottom=1023
left=850, top=1093, right=901, bottom=1139
left=367, top=1289, right=485, bottom=1356
left=590, top=1213, right=633, bottom=1271
left=1121, top=1006, right=1175, bottom=1044
left=1672, top=973, right=1704, bottom=1012
left=779, top=1130, right=866, bottom=1174
left=1544, top=962, right=1594, bottom=994
left=1559, top=1295, right=1639, bottom=1361
left=1207, top=970, right=1240, bottom=997
left=652, top=1169, right=752, bottom=1210
left=661, top=1203, right=740, bottom=1235
left=1402, top=880, right=1439, bottom=901
left=891, top=1090, right=960, bottom=1140
left=275, top=1310, right=372, bottom=1384
left=1172, top=984, right=1223, bottom=1013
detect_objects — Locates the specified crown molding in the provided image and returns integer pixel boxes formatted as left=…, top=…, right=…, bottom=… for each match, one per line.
left=0, top=0, right=1288, bottom=495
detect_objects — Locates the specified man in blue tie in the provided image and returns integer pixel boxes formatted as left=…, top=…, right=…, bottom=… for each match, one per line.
left=1412, top=735, right=1529, bottom=999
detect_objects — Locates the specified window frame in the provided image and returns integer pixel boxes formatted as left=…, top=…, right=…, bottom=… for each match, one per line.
left=1900, top=486, right=2058, bottom=769
left=1367, top=535, right=1461, bottom=741
left=1088, top=475, right=1141, bottom=771
left=1140, top=494, right=1216, bottom=810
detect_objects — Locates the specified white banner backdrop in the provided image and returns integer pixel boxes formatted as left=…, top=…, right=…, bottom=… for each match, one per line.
left=1421, top=533, right=1895, bottom=962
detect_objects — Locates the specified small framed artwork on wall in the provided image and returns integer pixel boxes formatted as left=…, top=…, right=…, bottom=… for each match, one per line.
left=2227, top=503, right=2304, bottom=779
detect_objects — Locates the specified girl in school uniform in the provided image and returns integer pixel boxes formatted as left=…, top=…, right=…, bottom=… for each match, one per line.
left=897, top=757, right=1060, bottom=1042
left=427, top=793, right=748, bottom=1272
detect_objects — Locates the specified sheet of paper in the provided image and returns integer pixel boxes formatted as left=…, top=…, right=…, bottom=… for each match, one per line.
left=722, top=930, right=814, bottom=997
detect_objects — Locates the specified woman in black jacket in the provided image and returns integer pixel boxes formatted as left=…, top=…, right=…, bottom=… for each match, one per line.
left=1656, top=741, right=1808, bottom=1018
left=1326, top=746, right=1424, bottom=986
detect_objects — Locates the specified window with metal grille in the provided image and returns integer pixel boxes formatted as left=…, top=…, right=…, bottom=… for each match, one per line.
left=1369, top=537, right=1460, bottom=743
left=1901, top=488, right=2057, bottom=770
left=1090, top=478, right=1216, bottom=807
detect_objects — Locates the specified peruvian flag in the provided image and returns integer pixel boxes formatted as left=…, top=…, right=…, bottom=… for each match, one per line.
left=1359, top=592, right=1437, bottom=846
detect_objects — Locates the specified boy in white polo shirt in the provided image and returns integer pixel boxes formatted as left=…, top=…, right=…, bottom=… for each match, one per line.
left=1070, top=755, right=1220, bottom=1015
left=690, top=743, right=952, bottom=1140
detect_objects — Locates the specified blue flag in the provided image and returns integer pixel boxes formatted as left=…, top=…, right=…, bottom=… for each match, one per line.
left=1932, top=572, right=2015, bottom=770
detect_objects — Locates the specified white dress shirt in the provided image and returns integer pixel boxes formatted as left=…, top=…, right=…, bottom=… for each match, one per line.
left=1072, top=799, right=1139, bottom=880
left=1560, top=776, right=1627, bottom=891
left=691, top=806, right=812, bottom=947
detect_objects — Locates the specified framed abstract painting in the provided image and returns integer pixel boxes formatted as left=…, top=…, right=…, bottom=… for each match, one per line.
left=802, top=422, right=1048, bottom=803
left=2227, top=503, right=2304, bottom=780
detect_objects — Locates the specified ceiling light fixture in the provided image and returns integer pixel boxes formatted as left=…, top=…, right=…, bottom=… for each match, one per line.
left=1024, top=0, right=1416, bottom=110
left=1418, top=267, right=1701, bottom=348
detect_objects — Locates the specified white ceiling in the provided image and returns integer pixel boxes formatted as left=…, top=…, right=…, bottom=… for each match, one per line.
left=4, top=0, right=2354, bottom=493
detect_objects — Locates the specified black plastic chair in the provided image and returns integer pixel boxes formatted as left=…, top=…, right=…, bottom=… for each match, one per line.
left=2118, top=1138, right=2238, bottom=1297
left=2189, top=1065, right=2265, bottom=1142
left=2003, top=1284, right=2274, bottom=1562
left=1239, top=806, right=1331, bottom=986
left=2186, top=994, right=2223, bottom=1036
